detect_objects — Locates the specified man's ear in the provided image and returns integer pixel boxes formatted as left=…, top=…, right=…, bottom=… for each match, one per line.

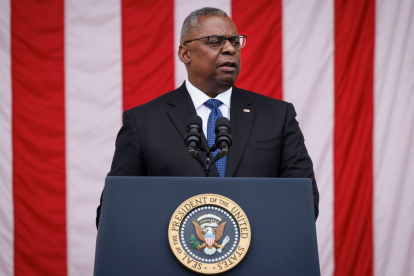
left=178, top=45, right=190, bottom=64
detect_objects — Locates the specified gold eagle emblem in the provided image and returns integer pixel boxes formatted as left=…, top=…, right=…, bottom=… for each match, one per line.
left=192, top=218, right=229, bottom=255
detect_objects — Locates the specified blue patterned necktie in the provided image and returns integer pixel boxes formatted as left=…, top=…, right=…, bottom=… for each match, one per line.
left=204, top=99, right=227, bottom=177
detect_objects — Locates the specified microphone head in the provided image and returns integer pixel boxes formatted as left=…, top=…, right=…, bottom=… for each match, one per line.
left=185, top=115, right=202, bottom=148
left=215, top=117, right=231, bottom=133
left=186, top=115, right=203, bottom=131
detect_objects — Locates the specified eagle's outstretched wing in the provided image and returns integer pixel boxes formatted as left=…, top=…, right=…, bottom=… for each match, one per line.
left=192, top=221, right=205, bottom=242
left=215, top=221, right=227, bottom=241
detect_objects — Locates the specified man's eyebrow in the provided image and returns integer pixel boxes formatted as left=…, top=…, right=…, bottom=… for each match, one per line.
left=209, top=34, right=239, bottom=37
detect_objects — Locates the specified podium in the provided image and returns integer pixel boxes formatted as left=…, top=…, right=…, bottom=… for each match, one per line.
left=94, top=177, right=320, bottom=275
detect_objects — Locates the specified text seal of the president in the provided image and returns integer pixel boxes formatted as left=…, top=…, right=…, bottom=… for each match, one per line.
left=168, top=194, right=251, bottom=274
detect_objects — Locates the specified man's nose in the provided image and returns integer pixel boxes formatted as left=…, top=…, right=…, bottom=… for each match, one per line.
left=221, top=40, right=237, bottom=55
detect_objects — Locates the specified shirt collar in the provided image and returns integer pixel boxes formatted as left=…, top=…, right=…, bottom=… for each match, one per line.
left=186, top=78, right=232, bottom=109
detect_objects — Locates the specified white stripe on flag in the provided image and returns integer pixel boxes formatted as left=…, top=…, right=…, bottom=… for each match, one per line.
left=282, top=0, right=334, bottom=275
left=65, top=0, right=123, bottom=275
left=174, top=0, right=232, bottom=88
left=0, top=1, right=13, bottom=275
left=374, top=0, right=414, bottom=275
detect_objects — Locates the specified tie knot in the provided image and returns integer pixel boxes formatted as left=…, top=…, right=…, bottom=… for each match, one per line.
left=204, top=99, right=223, bottom=110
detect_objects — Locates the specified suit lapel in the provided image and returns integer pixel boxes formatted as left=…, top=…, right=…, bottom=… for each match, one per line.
left=166, top=83, right=219, bottom=177
left=226, top=87, right=256, bottom=177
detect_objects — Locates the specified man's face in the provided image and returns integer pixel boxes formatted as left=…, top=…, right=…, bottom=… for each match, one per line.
left=182, top=16, right=241, bottom=95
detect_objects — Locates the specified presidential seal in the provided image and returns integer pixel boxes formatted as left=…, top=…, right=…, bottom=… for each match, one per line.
left=168, top=194, right=251, bottom=274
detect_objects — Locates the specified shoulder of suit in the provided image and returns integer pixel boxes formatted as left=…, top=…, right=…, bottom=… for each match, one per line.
left=124, top=86, right=293, bottom=116
left=125, top=89, right=177, bottom=116
left=234, top=87, right=291, bottom=107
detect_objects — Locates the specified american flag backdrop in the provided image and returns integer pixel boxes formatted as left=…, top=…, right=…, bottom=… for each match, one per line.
left=0, top=0, right=413, bottom=275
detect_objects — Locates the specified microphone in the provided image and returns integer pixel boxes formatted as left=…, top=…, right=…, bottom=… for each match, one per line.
left=184, top=115, right=203, bottom=157
left=215, top=117, right=232, bottom=156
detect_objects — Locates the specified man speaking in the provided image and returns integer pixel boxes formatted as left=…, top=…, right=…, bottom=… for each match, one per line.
left=96, top=7, right=319, bottom=228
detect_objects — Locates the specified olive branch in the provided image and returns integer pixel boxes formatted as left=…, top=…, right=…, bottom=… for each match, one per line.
left=190, top=234, right=200, bottom=249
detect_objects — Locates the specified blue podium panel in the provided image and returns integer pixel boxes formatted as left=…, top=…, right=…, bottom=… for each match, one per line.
left=94, top=177, right=320, bottom=276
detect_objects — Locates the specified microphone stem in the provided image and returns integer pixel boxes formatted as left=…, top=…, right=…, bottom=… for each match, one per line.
left=205, top=157, right=211, bottom=177
left=211, top=147, right=228, bottom=166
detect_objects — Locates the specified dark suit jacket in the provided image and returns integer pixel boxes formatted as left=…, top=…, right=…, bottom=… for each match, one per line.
left=96, top=83, right=319, bottom=228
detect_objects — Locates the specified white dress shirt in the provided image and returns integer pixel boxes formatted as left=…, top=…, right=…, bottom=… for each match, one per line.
left=185, top=78, right=232, bottom=135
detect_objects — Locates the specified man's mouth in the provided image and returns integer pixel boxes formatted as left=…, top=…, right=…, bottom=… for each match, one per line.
left=218, top=61, right=237, bottom=72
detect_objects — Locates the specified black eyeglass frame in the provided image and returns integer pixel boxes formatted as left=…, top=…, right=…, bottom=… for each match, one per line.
left=182, top=35, right=247, bottom=49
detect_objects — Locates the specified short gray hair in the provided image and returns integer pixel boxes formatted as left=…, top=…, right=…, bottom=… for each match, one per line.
left=180, top=7, right=228, bottom=43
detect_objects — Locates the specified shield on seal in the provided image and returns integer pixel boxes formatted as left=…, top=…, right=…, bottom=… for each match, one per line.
left=205, top=234, right=215, bottom=247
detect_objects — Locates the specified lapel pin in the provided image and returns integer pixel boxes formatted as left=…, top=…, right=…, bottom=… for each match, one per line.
left=243, top=109, right=250, bottom=113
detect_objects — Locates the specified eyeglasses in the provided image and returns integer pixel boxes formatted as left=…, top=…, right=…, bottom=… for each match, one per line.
left=183, top=35, right=247, bottom=50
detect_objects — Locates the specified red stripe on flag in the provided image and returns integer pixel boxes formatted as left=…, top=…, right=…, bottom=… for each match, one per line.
left=11, top=0, right=67, bottom=275
left=122, top=0, right=175, bottom=110
left=334, top=0, right=374, bottom=275
left=232, top=0, right=283, bottom=100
